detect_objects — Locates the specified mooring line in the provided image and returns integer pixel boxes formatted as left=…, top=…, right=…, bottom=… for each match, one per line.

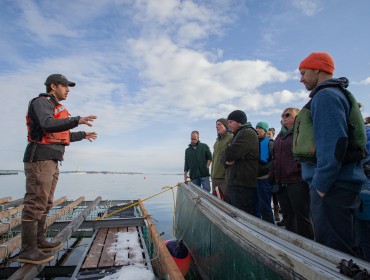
left=94, top=182, right=182, bottom=222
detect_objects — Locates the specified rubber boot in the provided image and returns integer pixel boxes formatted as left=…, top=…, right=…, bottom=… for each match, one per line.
left=37, top=214, right=63, bottom=252
left=273, top=205, right=280, bottom=222
left=18, top=220, right=54, bottom=264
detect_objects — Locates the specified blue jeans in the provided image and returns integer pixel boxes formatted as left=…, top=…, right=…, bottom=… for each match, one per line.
left=256, top=179, right=274, bottom=224
left=192, top=177, right=211, bottom=192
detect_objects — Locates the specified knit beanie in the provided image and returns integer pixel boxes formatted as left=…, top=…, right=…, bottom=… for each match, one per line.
left=256, top=121, right=269, bottom=133
left=216, top=118, right=228, bottom=129
left=299, top=52, right=335, bottom=74
left=227, top=110, right=247, bottom=124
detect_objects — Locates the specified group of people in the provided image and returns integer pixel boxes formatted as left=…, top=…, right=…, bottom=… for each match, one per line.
left=19, top=52, right=369, bottom=266
left=184, top=52, right=370, bottom=262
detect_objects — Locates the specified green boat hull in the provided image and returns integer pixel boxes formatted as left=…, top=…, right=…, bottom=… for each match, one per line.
left=174, top=183, right=370, bottom=279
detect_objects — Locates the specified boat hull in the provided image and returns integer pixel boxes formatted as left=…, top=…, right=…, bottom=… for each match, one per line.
left=175, top=183, right=370, bottom=279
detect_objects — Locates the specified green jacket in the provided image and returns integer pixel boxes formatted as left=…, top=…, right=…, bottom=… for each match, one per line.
left=211, top=133, right=233, bottom=179
left=184, top=141, right=212, bottom=180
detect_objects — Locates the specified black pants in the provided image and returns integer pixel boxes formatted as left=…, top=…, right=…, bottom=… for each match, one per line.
left=311, top=186, right=360, bottom=256
left=228, top=185, right=257, bottom=216
left=277, top=182, right=314, bottom=240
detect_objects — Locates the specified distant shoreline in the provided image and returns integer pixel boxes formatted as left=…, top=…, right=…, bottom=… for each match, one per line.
left=0, top=172, right=18, bottom=175
left=0, top=170, right=182, bottom=176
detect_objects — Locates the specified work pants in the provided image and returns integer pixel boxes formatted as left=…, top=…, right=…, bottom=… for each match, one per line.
left=22, top=160, right=59, bottom=220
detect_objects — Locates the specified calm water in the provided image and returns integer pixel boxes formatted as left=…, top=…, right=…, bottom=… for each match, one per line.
left=1, top=172, right=183, bottom=240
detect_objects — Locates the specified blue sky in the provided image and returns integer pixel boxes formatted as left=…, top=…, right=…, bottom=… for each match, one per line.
left=1, top=0, right=370, bottom=173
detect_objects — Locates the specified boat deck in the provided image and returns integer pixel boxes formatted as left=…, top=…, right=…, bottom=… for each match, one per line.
left=73, top=226, right=153, bottom=279
left=0, top=196, right=184, bottom=280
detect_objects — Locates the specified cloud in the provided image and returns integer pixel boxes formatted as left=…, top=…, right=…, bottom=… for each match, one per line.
left=359, top=77, right=370, bottom=85
left=0, top=0, right=312, bottom=172
left=291, top=0, right=322, bottom=16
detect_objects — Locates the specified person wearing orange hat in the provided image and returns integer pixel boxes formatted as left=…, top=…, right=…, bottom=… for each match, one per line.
left=293, top=52, right=367, bottom=257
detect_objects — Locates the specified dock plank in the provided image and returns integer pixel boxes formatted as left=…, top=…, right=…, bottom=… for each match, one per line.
left=98, top=227, right=118, bottom=268
left=82, top=228, right=108, bottom=269
left=114, top=227, right=129, bottom=266
left=0, top=197, right=11, bottom=204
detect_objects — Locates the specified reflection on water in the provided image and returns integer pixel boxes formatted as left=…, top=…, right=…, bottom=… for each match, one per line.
left=0, top=172, right=182, bottom=240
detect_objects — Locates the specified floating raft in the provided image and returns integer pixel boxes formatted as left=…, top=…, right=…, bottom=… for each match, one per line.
left=175, top=182, right=370, bottom=279
left=0, top=196, right=184, bottom=280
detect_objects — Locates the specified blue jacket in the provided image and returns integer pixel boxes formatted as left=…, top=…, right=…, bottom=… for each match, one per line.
left=300, top=78, right=366, bottom=193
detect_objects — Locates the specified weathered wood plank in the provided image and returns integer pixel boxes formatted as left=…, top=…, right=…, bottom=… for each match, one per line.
left=1, top=199, right=23, bottom=210
left=0, top=196, right=65, bottom=221
left=0, top=197, right=84, bottom=260
left=0, top=197, right=12, bottom=204
left=98, top=227, right=117, bottom=268
left=114, top=227, right=129, bottom=266
left=139, top=200, right=185, bottom=280
left=82, top=227, right=107, bottom=269
left=0, top=205, right=23, bottom=220
left=8, top=196, right=101, bottom=280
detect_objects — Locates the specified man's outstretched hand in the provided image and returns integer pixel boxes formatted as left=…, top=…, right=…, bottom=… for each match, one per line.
left=79, top=115, right=97, bottom=127
left=85, top=132, right=97, bottom=142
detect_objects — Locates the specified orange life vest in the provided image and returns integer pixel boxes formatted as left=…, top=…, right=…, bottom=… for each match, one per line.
left=26, top=97, right=71, bottom=145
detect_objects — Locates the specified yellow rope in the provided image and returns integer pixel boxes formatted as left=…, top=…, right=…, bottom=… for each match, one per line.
left=94, top=182, right=182, bottom=222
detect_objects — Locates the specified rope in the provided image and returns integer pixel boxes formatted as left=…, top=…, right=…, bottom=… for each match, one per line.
left=94, top=182, right=182, bottom=222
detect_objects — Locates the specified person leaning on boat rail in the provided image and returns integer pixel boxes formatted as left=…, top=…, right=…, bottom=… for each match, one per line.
left=211, top=118, right=233, bottom=201
left=268, top=108, right=314, bottom=240
left=19, top=74, right=97, bottom=265
left=184, top=131, right=212, bottom=192
left=293, top=52, right=367, bottom=257
left=221, top=110, right=259, bottom=214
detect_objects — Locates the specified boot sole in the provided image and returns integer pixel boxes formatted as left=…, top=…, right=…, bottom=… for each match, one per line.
left=39, top=242, right=64, bottom=252
left=18, top=255, right=54, bottom=264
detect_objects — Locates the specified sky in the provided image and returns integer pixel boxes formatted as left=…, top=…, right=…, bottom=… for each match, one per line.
left=1, top=0, right=370, bottom=174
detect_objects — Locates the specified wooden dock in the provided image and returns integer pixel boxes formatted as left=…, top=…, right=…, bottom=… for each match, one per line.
left=0, top=196, right=184, bottom=280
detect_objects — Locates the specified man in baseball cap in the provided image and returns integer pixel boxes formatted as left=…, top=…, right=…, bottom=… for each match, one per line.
left=44, top=74, right=76, bottom=87
left=19, top=74, right=97, bottom=264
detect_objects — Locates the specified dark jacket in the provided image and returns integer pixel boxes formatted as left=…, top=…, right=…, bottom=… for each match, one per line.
left=222, top=124, right=259, bottom=188
left=23, top=94, right=85, bottom=162
left=269, top=128, right=304, bottom=184
left=184, top=141, right=212, bottom=180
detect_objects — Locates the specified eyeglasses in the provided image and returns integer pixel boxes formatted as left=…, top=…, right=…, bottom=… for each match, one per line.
left=281, top=113, right=291, bottom=118
left=191, top=138, right=198, bottom=141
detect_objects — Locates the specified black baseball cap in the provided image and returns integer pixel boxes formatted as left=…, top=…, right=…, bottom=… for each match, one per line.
left=44, top=74, right=76, bottom=87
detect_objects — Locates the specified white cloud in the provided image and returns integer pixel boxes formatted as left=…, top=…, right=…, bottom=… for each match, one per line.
left=291, top=0, right=322, bottom=16
left=359, top=77, right=370, bottom=85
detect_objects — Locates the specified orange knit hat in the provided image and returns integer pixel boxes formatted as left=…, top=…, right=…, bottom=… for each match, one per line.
left=299, top=52, right=335, bottom=74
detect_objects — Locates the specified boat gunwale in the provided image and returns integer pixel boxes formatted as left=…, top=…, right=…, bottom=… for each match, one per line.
left=177, top=183, right=370, bottom=279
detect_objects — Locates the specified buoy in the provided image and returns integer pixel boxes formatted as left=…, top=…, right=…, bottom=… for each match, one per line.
left=165, top=239, right=190, bottom=276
